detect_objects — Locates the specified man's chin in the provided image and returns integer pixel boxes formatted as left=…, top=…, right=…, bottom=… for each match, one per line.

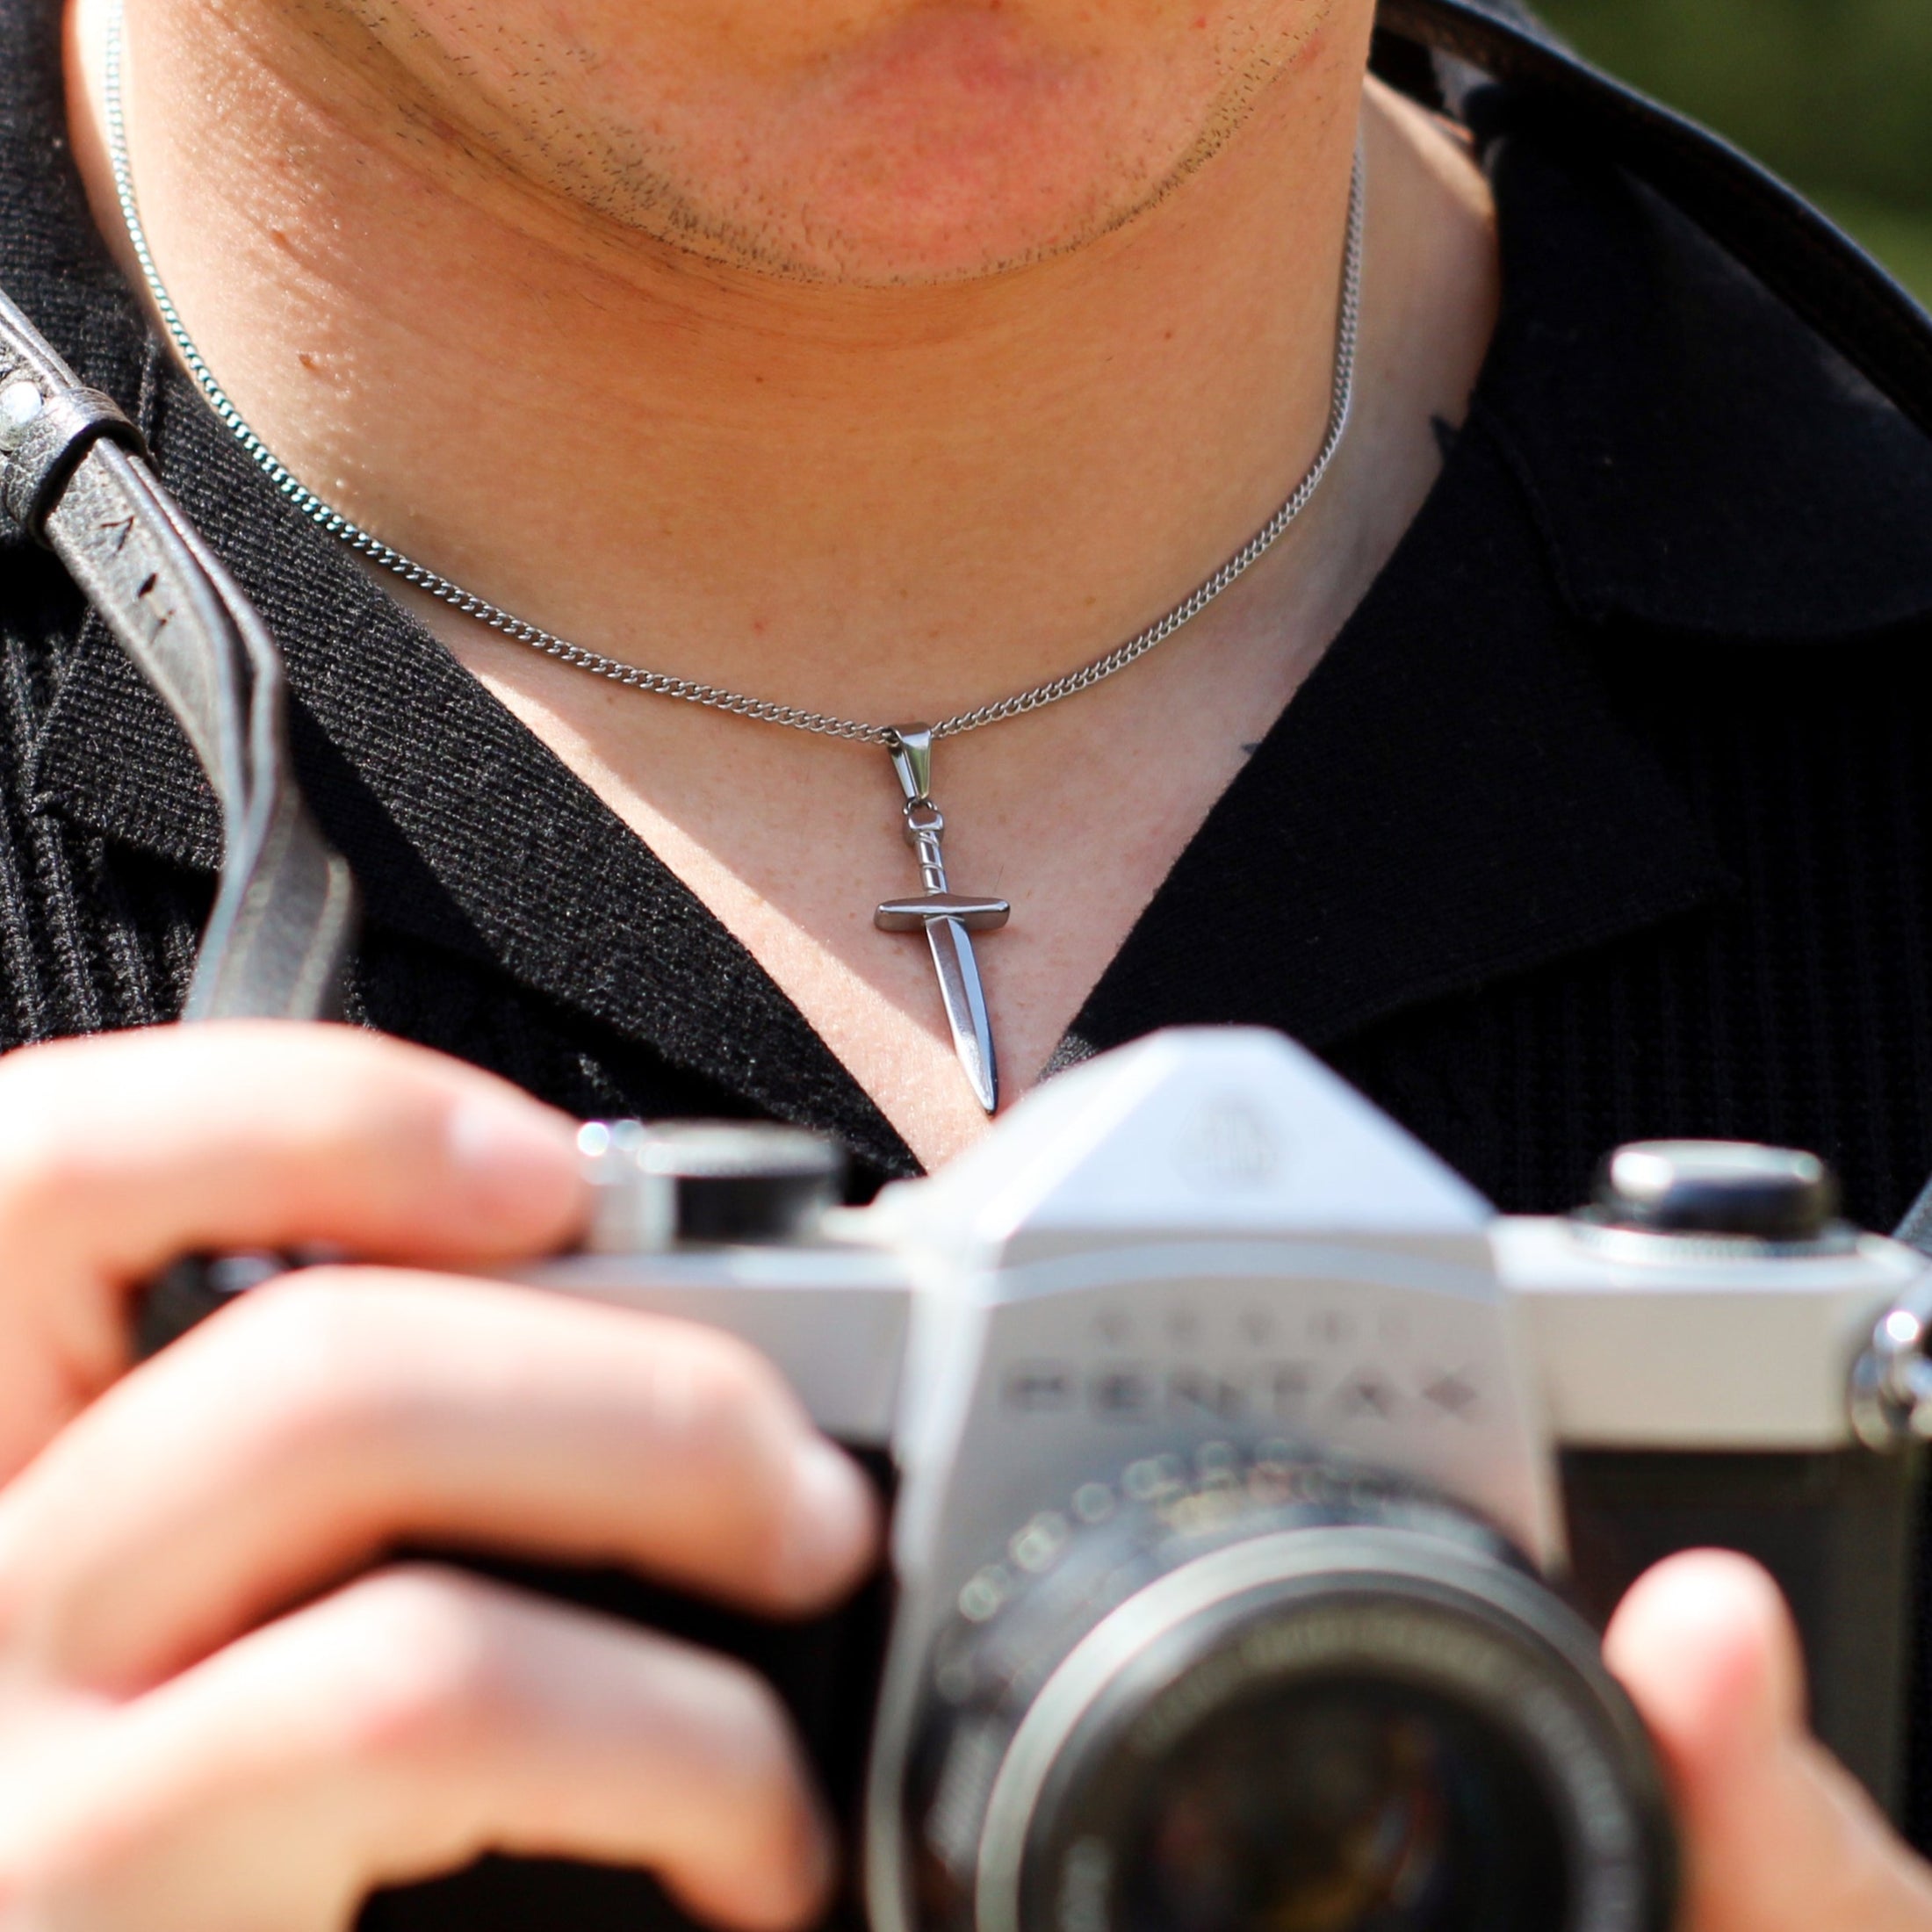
left=588, top=93, right=1208, bottom=282
left=652, top=162, right=1177, bottom=288
left=512, top=4, right=1319, bottom=285
left=315, top=0, right=1343, bottom=287
left=606, top=105, right=1281, bottom=286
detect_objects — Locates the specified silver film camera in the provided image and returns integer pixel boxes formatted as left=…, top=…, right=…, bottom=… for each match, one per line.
left=491, top=1027, right=1932, bottom=1932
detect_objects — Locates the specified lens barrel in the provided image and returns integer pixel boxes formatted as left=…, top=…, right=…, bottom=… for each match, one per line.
left=905, top=1450, right=1673, bottom=1932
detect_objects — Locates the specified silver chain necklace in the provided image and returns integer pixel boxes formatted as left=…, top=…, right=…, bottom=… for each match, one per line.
left=105, top=0, right=1364, bottom=1111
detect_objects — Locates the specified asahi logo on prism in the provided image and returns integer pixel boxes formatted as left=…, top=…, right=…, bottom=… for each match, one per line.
left=1176, top=1094, right=1280, bottom=1192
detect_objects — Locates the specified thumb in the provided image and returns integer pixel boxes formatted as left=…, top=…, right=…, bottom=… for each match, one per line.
left=1604, top=1550, right=1932, bottom=1932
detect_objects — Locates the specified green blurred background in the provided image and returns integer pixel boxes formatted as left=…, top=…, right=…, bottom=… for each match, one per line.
left=1532, top=0, right=1932, bottom=302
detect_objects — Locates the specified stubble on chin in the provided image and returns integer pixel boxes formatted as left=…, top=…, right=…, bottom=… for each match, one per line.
left=251, top=0, right=1347, bottom=285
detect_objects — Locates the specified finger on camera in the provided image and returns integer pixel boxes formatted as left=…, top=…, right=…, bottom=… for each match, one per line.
left=1604, top=1549, right=1805, bottom=1756
left=0, top=1269, right=880, bottom=1692
left=1606, top=1550, right=1932, bottom=1932
left=7, top=1565, right=833, bottom=1932
left=0, top=1021, right=586, bottom=1292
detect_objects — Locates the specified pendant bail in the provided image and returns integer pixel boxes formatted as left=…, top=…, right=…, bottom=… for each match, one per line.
left=885, top=724, right=934, bottom=804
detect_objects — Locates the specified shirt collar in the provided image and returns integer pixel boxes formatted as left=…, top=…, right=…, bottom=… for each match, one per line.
left=1472, top=129, right=1932, bottom=638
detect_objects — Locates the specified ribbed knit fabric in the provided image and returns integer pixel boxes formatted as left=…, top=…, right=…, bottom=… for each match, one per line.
left=10, top=0, right=1932, bottom=1921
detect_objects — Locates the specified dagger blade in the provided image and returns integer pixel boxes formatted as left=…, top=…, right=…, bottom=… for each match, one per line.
left=924, top=915, right=998, bottom=1114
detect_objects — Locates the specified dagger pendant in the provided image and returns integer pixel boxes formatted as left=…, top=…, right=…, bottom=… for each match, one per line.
left=874, top=726, right=1010, bottom=1114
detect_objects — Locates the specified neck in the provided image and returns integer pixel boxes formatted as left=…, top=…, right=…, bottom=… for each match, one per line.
left=68, top=0, right=1376, bottom=722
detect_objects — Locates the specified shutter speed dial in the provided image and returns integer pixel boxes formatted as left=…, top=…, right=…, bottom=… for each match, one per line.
left=1588, top=1141, right=1841, bottom=1244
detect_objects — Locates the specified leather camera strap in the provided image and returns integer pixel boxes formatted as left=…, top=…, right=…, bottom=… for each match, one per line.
left=0, top=285, right=357, bottom=1022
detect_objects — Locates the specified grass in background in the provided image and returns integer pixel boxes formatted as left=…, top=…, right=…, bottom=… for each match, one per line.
left=1810, top=195, right=1932, bottom=306
left=1536, top=0, right=1932, bottom=304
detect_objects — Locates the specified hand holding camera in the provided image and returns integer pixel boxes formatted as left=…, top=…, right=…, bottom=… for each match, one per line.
left=0, top=1022, right=876, bottom=1931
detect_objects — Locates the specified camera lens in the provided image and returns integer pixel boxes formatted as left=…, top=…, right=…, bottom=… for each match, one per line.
left=903, top=1454, right=1671, bottom=1932
left=1118, top=1674, right=1565, bottom=1932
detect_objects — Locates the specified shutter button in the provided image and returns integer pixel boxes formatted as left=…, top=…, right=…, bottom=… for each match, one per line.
left=1590, top=1141, right=1840, bottom=1242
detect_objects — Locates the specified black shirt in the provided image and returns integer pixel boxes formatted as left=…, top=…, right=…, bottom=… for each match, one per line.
left=8, top=0, right=1932, bottom=1917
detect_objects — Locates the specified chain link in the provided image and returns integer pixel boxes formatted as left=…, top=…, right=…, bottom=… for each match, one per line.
left=105, top=0, right=1363, bottom=750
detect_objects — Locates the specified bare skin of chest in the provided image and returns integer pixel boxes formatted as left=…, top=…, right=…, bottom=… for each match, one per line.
left=425, top=542, right=1316, bottom=1164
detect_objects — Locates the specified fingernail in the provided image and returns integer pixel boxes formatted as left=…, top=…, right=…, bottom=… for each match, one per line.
left=444, top=1095, right=586, bottom=1238
left=782, top=1438, right=877, bottom=1599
